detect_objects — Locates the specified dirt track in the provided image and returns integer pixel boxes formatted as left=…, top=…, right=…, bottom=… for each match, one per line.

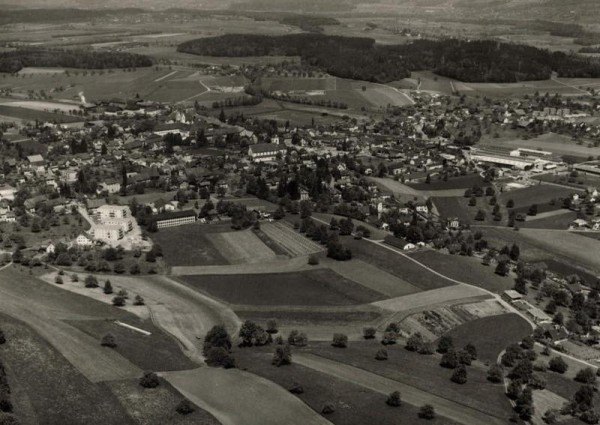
left=294, top=353, right=508, bottom=425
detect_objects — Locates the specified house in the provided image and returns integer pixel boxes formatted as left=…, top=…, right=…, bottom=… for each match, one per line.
left=0, top=185, right=17, bottom=201
left=153, top=122, right=190, bottom=138
left=94, top=205, right=130, bottom=220
left=248, top=143, right=287, bottom=162
left=447, top=217, right=460, bottom=229
left=45, top=242, right=55, bottom=255
left=384, top=235, right=416, bottom=251
left=27, top=154, right=45, bottom=172
left=539, top=324, right=569, bottom=344
left=300, top=187, right=310, bottom=201
left=153, top=210, right=197, bottom=229
left=98, top=179, right=121, bottom=195
left=502, top=290, right=523, bottom=303
left=75, top=234, right=93, bottom=247
left=93, top=225, right=124, bottom=241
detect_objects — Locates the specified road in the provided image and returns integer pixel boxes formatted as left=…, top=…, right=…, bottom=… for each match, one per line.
left=294, top=353, right=508, bottom=425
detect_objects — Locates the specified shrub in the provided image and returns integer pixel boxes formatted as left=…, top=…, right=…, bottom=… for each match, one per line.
left=375, top=349, right=388, bottom=360
left=112, top=296, right=126, bottom=307
left=332, top=333, right=348, bottom=348
left=84, top=275, right=98, bottom=288
left=457, top=350, right=472, bottom=366
left=134, top=295, right=145, bottom=306
left=307, top=254, right=319, bottom=265
left=101, top=334, right=117, bottom=348
left=381, top=331, right=397, bottom=346
left=287, top=330, right=307, bottom=347
left=289, top=382, right=304, bottom=394
left=203, top=325, right=232, bottom=355
left=464, top=342, right=477, bottom=360
left=487, top=364, right=504, bottom=383
left=103, top=280, right=113, bottom=294
left=175, top=399, right=195, bottom=415
left=528, top=373, right=546, bottom=390
left=386, top=391, right=401, bottom=407
left=451, top=364, right=468, bottom=384
left=406, top=333, right=424, bottom=352
left=266, top=319, right=278, bottom=334
left=575, top=368, right=597, bottom=384
left=581, top=409, right=600, bottom=424
left=139, top=371, right=160, bottom=388
left=54, top=275, right=63, bottom=284
left=321, top=403, right=336, bottom=415
left=0, top=398, right=13, bottom=413
left=117, top=289, right=129, bottom=299
left=206, top=347, right=236, bottom=369
left=419, top=404, right=435, bottom=420
left=0, top=329, right=5, bottom=345
left=549, top=356, right=568, bottom=374
left=440, top=350, right=458, bottom=369
left=272, top=345, right=292, bottom=367
left=437, top=335, right=453, bottom=354
left=363, top=327, right=376, bottom=339
left=71, top=274, right=79, bottom=282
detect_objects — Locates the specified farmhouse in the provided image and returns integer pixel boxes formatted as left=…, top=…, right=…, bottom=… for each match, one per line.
left=154, top=210, right=197, bottom=229
left=248, top=143, right=287, bottom=162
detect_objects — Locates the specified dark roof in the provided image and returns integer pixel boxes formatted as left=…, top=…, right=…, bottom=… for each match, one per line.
left=154, top=209, right=197, bottom=222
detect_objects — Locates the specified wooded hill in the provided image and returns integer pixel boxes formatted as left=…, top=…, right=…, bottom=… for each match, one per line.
left=0, top=48, right=153, bottom=73
left=178, top=34, right=600, bottom=83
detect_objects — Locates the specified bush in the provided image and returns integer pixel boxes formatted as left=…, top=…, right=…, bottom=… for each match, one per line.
left=103, top=280, right=113, bottom=294
left=139, top=371, right=160, bottom=388
left=451, top=364, right=468, bottom=384
left=134, top=295, right=145, bottom=306
left=287, top=330, right=307, bottom=347
left=266, top=319, right=278, bottom=334
left=437, top=335, right=453, bottom=354
left=84, top=275, right=98, bottom=288
left=101, top=334, right=117, bottom=348
left=54, top=275, right=63, bottom=284
left=307, top=254, right=319, bottom=265
left=206, top=347, right=236, bottom=368
left=440, top=350, right=458, bottom=369
left=0, top=329, right=5, bottom=345
left=112, top=296, right=126, bottom=307
left=203, top=325, right=232, bottom=355
left=363, top=327, right=376, bottom=339
left=332, top=333, right=348, bottom=348
left=71, top=274, right=79, bottom=282
left=386, top=391, right=401, bottom=407
left=321, top=403, right=336, bottom=415
left=549, top=356, right=568, bottom=374
left=406, top=333, right=425, bottom=352
left=419, top=404, right=435, bottom=420
left=272, top=345, right=292, bottom=367
left=381, top=331, right=397, bottom=346
left=175, top=399, right=195, bottom=415
left=289, top=382, right=304, bottom=394
left=581, top=409, right=600, bottom=424
left=375, top=348, right=388, bottom=360
left=575, top=367, right=597, bottom=384
left=529, top=373, right=546, bottom=390
left=487, top=364, right=504, bottom=383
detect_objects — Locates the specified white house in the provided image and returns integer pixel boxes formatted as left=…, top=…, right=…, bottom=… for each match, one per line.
left=75, top=234, right=93, bottom=247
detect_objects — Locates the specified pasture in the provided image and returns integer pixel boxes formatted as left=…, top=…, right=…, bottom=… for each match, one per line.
left=234, top=348, right=459, bottom=425
left=407, top=173, right=484, bottom=191
left=206, top=230, right=277, bottom=264
left=408, top=250, right=514, bottom=294
left=0, top=104, right=81, bottom=123
left=308, top=340, right=513, bottom=423
left=442, top=313, right=532, bottom=363
left=180, top=269, right=384, bottom=306
left=499, top=183, right=581, bottom=209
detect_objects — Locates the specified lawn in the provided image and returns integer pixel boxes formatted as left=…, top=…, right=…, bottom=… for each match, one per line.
left=0, top=313, right=135, bottom=425
left=151, top=224, right=229, bottom=267
left=408, top=250, right=515, bottom=294
left=442, top=313, right=532, bottom=364
left=234, top=347, right=460, bottom=425
left=344, top=237, right=455, bottom=291
left=67, top=318, right=197, bottom=372
left=432, top=196, right=500, bottom=225
left=180, top=269, right=385, bottom=306
left=520, top=210, right=577, bottom=230
left=305, top=340, right=513, bottom=421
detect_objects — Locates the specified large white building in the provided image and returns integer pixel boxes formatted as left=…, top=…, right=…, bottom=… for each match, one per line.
left=93, top=225, right=124, bottom=241
left=154, top=210, right=197, bottom=229
left=94, top=205, right=130, bottom=220
left=248, top=143, right=287, bottom=162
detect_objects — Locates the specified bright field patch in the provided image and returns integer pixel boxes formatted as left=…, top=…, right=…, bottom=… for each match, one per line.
left=151, top=224, right=228, bottom=267
left=206, top=230, right=277, bottom=264
left=180, top=269, right=384, bottom=306
left=260, top=221, right=324, bottom=257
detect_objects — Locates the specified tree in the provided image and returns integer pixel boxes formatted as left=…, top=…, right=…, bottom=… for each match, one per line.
left=134, top=295, right=145, bottom=306
left=419, top=404, right=436, bottom=420
left=381, top=331, right=397, bottom=346
left=510, top=359, right=533, bottom=383
left=437, top=335, right=454, bottom=354
left=528, top=204, right=538, bottom=216
left=440, top=350, right=458, bottom=369
left=55, top=275, right=63, bottom=284
left=139, top=371, right=160, bottom=388
left=375, top=348, right=388, bottom=360
left=0, top=329, right=5, bottom=345
left=113, top=262, right=125, bottom=274
left=451, top=364, right=468, bottom=384
left=101, top=334, right=117, bottom=348
left=510, top=244, right=520, bottom=261
left=206, top=347, right=236, bottom=368
left=457, top=350, right=472, bottom=366
left=112, top=295, right=126, bottom=307
left=487, top=364, right=504, bottom=383
left=386, top=391, right=402, bottom=407
left=266, top=319, right=278, bottom=334
left=203, top=325, right=232, bottom=355
left=506, top=199, right=514, bottom=208
left=363, top=327, right=376, bottom=339
left=464, top=343, right=477, bottom=360
left=575, top=368, right=597, bottom=385
left=474, top=209, right=486, bottom=221
left=85, top=274, right=98, bottom=288
left=332, top=333, right=348, bottom=348
left=580, top=410, right=600, bottom=425
left=288, top=330, right=308, bottom=346
left=495, top=260, right=509, bottom=276
left=175, top=399, right=195, bottom=415
left=272, top=344, right=292, bottom=366
left=103, top=280, right=113, bottom=294
left=321, top=403, right=336, bottom=415
left=506, top=381, right=522, bottom=400
left=549, top=356, right=568, bottom=374
left=406, top=333, right=425, bottom=352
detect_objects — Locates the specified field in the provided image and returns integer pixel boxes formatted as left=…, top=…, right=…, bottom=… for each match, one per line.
left=520, top=210, right=576, bottom=230
left=498, top=183, right=579, bottom=210
left=234, top=348, right=460, bottom=425
left=345, top=238, right=456, bottom=291
left=442, top=313, right=532, bottom=363
left=206, top=230, right=277, bottom=264
left=408, top=250, right=515, bottom=294
left=0, top=104, right=82, bottom=123
left=535, top=170, right=600, bottom=190
left=482, top=132, right=600, bottom=158
left=480, top=227, right=600, bottom=275
left=260, top=221, right=324, bottom=257
left=407, top=173, right=484, bottom=191
left=180, top=269, right=384, bottom=306
left=304, top=341, right=513, bottom=424
left=0, top=313, right=134, bottom=425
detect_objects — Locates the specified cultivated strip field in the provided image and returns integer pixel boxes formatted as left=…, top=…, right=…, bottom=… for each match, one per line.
left=162, top=367, right=331, bottom=425
left=261, top=221, right=324, bottom=256
left=207, top=230, right=277, bottom=264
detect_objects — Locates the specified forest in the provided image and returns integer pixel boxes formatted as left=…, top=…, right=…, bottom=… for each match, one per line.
left=178, top=34, right=600, bottom=83
left=0, top=48, right=153, bottom=74
left=0, top=8, right=143, bottom=26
